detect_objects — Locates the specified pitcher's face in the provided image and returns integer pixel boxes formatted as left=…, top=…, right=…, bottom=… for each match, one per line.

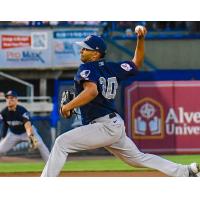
left=80, top=48, right=101, bottom=63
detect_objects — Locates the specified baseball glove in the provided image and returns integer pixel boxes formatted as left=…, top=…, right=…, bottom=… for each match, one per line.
left=29, top=134, right=38, bottom=150
left=60, top=90, right=75, bottom=118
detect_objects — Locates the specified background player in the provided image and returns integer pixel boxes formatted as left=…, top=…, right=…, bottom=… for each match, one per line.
left=0, top=90, right=50, bottom=162
left=41, top=26, right=200, bottom=177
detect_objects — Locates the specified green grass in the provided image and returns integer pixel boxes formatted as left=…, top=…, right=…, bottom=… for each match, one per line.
left=0, top=155, right=200, bottom=173
left=0, top=162, right=45, bottom=173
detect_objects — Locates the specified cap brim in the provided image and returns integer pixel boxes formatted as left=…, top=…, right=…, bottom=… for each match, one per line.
left=75, top=41, right=94, bottom=50
left=5, top=95, right=17, bottom=98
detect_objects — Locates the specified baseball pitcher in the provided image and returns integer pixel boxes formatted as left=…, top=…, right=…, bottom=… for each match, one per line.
left=41, top=26, right=200, bottom=177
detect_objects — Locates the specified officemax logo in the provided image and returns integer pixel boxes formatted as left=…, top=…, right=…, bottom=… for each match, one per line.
left=6, top=51, right=45, bottom=63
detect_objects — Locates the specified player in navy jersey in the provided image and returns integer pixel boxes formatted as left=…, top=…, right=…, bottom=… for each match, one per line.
left=41, top=26, right=199, bottom=177
left=0, top=90, right=49, bottom=162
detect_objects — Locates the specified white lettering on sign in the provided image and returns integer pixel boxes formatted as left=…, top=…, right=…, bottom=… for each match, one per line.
left=166, top=107, right=200, bottom=124
left=165, top=108, right=179, bottom=123
left=166, top=124, right=200, bottom=135
left=165, top=107, right=200, bottom=135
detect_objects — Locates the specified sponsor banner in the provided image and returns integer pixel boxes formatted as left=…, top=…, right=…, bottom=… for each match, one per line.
left=0, top=29, right=98, bottom=69
left=125, top=81, right=200, bottom=154
left=52, top=30, right=97, bottom=67
left=0, top=30, right=51, bottom=68
left=2, top=34, right=31, bottom=49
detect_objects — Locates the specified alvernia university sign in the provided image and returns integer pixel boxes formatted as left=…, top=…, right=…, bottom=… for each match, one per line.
left=125, top=81, right=200, bottom=153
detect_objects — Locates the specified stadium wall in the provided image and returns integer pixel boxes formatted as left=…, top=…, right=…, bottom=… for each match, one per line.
left=112, top=39, right=200, bottom=70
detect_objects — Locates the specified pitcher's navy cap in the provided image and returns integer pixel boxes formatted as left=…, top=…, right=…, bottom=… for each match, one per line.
left=5, top=90, right=18, bottom=98
left=76, top=35, right=107, bottom=54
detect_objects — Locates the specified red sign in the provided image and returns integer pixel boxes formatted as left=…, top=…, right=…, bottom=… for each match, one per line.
left=125, top=81, right=200, bottom=154
left=1, top=34, right=31, bottom=49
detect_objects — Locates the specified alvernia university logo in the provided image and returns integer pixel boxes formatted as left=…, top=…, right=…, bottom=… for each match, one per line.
left=132, top=98, right=164, bottom=139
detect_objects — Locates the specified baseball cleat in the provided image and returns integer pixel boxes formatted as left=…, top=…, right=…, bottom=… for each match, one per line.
left=188, top=163, right=200, bottom=177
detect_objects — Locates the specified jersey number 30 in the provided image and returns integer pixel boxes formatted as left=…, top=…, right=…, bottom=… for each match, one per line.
left=99, top=77, right=118, bottom=99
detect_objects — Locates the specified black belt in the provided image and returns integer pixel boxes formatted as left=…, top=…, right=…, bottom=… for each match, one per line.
left=109, top=112, right=117, bottom=119
left=90, top=112, right=117, bottom=124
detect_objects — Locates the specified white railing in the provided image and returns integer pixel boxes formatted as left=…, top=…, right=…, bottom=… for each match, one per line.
left=0, top=96, right=53, bottom=113
left=0, top=72, right=34, bottom=102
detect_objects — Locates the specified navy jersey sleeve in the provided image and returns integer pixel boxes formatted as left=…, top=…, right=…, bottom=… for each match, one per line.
left=1, top=122, right=8, bottom=138
left=0, top=112, right=3, bottom=122
left=19, top=106, right=31, bottom=124
left=116, top=61, right=138, bottom=81
left=76, top=63, right=98, bottom=83
left=0, top=112, right=8, bottom=138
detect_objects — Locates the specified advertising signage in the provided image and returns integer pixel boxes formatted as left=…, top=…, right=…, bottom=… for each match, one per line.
left=52, top=30, right=97, bottom=67
left=0, top=30, right=51, bottom=69
left=125, top=81, right=200, bottom=154
left=0, top=29, right=98, bottom=69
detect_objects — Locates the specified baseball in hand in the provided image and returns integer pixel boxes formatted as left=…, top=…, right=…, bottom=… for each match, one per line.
left=135, top=25, right=147, bottom=37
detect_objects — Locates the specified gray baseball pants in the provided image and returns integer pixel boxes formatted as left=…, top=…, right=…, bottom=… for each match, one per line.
left=0, top=126, right=49, bottom=162
left=41, top=113, right=189, bottom=177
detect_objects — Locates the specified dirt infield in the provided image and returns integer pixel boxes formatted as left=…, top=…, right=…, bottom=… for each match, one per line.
left=0, top=156, right=39, bottom=162
left=0, top=171, right=167, bottom=177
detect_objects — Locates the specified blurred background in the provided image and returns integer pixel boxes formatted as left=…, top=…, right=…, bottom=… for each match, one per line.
left=0, top=21, right=200, bottom=159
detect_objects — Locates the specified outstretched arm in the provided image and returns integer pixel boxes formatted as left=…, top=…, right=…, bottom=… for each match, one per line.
left=24, top=121, right=38, bottom=149
left=24, top=121, right=34, bottom=137
left=61, top=81, right=98, bottom=118
left=132, top=26, right=147, bottom=69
